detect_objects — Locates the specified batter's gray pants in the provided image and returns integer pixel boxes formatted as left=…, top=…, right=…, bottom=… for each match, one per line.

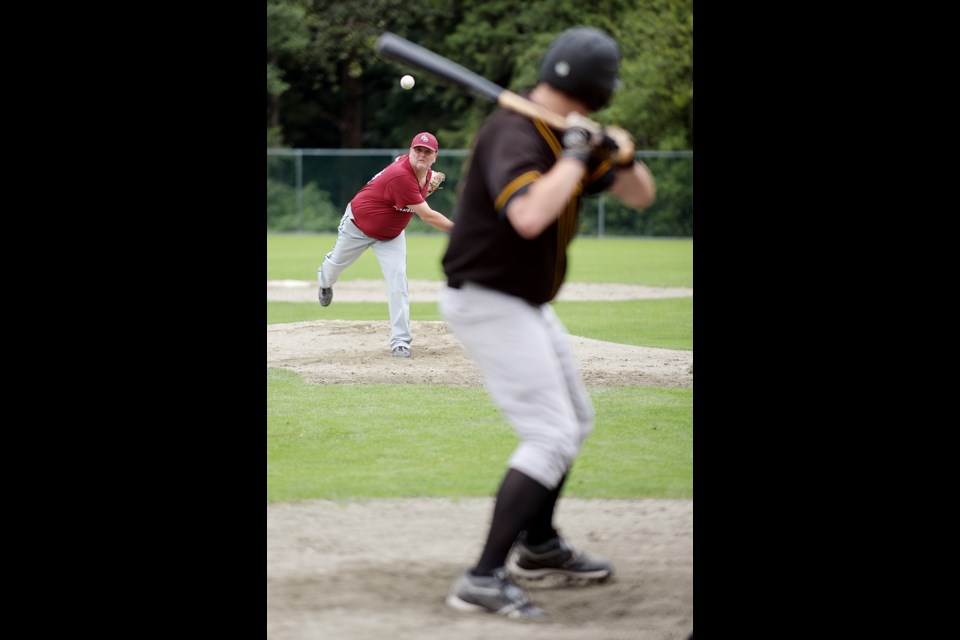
left=318, top=205, right=411, bottom=350
left=439, top=282, right=595, bottom=489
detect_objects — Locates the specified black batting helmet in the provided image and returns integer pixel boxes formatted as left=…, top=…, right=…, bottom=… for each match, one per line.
left=538, top=27, right=622, bottom=111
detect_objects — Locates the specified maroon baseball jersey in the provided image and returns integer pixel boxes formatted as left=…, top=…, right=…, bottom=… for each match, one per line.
left=350, top=155, right=432, bottom=240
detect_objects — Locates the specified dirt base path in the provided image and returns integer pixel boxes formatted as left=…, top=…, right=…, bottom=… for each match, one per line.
left=267, top=278, right=694, bottom=303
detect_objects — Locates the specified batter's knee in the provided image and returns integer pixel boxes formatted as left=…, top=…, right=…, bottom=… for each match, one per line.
left=510, top=437, right=581, bottom=490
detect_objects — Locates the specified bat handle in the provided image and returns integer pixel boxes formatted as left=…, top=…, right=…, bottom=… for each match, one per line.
left=498, top=91, right=636, bottom=166
left=497, top=91, right=567, bottom=130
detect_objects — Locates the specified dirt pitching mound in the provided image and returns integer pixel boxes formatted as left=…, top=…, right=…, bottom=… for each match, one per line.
left=267, top=320, right=691, bottom=388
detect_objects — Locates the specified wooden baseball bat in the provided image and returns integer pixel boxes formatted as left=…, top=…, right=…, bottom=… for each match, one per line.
left=375, top=32, right=635, bottom=165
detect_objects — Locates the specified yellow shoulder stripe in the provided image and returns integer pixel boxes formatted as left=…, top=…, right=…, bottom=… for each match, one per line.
left=495, top=171, right=541, bottom=211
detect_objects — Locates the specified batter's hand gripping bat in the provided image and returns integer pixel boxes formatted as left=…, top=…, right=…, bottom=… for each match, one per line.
left=375, top=32, right=635, bottom=166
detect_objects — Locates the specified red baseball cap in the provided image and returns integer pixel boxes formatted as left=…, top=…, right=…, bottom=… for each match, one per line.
left=410, top=132, right=439, bottom=152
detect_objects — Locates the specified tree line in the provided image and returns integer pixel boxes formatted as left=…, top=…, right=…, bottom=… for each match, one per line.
left=267, top=0, right=692, bottom=152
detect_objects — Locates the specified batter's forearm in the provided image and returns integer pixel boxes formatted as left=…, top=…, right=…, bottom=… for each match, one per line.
left=506, top=158, right=585, bottom=239
left=611, top=160, right=656, bottom=209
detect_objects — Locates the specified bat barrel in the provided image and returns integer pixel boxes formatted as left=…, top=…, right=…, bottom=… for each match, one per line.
left=375, top=32, right=504, bottom=102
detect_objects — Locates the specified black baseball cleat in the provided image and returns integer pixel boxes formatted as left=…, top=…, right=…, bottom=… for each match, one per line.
left=507, top=535, right=613, bottom=581
left=318, top=286, right=333, bottom=307
left=445, top=568, right=547, bottom=619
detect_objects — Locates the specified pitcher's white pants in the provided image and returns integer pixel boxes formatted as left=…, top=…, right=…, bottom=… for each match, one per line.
left=439, top=282, right=595, bottom=489
left=318, top=205, right=411, bottom=350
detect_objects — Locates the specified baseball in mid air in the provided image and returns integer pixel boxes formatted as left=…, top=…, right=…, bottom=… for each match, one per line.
left=400, top=75, right=415, bottom=90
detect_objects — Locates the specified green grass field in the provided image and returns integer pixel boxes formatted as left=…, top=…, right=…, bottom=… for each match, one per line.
left=267, top=233, right=693, bottom=503
left=267, top=233, right=692, bottom=286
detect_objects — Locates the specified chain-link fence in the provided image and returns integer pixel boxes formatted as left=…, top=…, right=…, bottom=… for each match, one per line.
left=267, top=149, right=692, bottom=237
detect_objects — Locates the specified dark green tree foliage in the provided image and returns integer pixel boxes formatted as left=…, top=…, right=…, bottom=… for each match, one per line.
left=267, top=153, right=344, bottom=231
left=267, top=0, right=313, bottom=146
left=604, top=0, right=693, bottom=149
left=267, top=179, right=342, bottom=232
left=267, top=0, right=468, bottom=149
left=578, top=156, right=692, bottom=236
left=268, top=0, right=691, bottom=150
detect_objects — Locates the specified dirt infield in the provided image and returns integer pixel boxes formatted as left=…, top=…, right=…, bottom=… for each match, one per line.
left=268, top=498, right=692, bottom=640
left=266, top=280, right=693, bottom=639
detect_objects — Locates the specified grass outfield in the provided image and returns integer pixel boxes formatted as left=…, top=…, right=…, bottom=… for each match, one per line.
left=267, top=233, right=692, bottom=286
left=267, top=370, right=692, bottom=501
left=267, top=232, right=693, bottom=503
left=267, top=298, right=692, bottom=351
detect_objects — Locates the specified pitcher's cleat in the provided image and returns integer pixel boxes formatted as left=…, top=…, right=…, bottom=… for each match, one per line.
left=318, top=286, right=333, bottom=307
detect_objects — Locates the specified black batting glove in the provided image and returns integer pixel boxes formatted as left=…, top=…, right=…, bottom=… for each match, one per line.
left=561, top=113, right=604, bottom=164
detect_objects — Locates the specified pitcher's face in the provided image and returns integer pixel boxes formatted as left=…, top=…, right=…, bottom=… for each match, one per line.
left=409, top=146, right=437, bottom=170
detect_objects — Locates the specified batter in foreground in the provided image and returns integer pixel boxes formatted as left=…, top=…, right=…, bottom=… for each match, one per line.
left=440, top=27, right=656, bottom=618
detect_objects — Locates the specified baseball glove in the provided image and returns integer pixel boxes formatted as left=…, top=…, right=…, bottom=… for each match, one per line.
left=427, top=170, right=445, bottom=196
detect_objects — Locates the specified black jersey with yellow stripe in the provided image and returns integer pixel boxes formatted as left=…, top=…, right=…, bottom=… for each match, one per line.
left=442, top=104, right=616, bottom=305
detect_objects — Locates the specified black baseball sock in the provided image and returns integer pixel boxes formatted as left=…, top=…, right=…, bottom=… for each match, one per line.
left=522, top=472, right=567, bottom=546
left=472, top=468, right=552, bottom=577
